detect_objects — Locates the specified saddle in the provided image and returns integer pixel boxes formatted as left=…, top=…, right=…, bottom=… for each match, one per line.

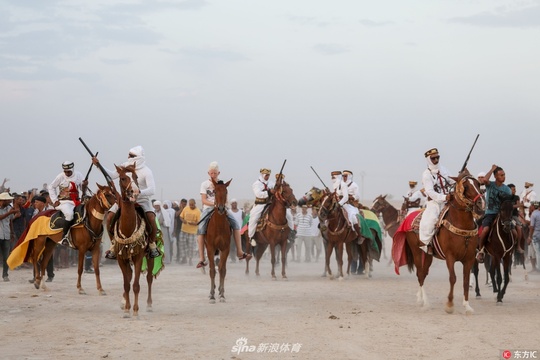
left=255, top=203, right=272, bottom=233
left=108, top=205, right=151, bottom=238
left=49, top=205, right=86, bottom=231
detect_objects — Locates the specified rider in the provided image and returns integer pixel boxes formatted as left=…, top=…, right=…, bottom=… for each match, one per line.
left=48, top=161, right=87, bottom=246
left=402, top=180, right=424, bottom=217
left=341, top=170, right=360, bottom=207
left=418, top=148, right=454, bottom=254
left=476, top=164, right=512, bottom=263
left=248, top=168, right=274, bottom=247
left=196, top=161, right=252, bottom=268
left=330, top=171, right=361, bottom=236
left=92, top=146, right=161, bottom=259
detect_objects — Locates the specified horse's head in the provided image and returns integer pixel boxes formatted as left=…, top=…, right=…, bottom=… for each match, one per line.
left=274, top=181, right=298, bottom=208
left=450, top=169, right=485, bottom=219
left=499, top=199, right=514, bottom=233
left=115, top=164, right=140, bottom=203
left=370, top=194, right=388, bottom=215
left=211, top=178, right=232, bottom=214
left=95, top=183, right=117, bottom=210
left=318, top=193, right=338, bottom=221
left=298, top=187, right=326, bottom=208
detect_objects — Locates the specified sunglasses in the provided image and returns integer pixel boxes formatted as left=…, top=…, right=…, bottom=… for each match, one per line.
left=128, top=153, right=136, bottom=158
left=430, top=156, right=440, bottom=161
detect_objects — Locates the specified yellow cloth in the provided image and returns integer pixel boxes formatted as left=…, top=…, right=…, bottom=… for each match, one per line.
left=7, top=216, right=62, bottom=270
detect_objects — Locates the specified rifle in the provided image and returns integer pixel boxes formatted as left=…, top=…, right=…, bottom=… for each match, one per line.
left=276, top=159, right=287, bottom=185
left=84, top=151, right=98, bottom=182
left=78, top=137, right=116, bottom=190
left=310, top=166, right=329, bottom=191
left=460, top=134, right=480, bottom=173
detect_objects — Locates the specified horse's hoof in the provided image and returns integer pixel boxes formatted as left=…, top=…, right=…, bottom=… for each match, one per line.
left=33, top=282, right=39, bottom=290
left=123, top=313, right=131, bottom=318
left=272, top=277, right=277, bottom=281
left=475, top=295, right=482, bottom=299
left=209, top=299, right=216, bottom=304
left=465, top=308, right=474, bottom=315
left=78, top=289, right=86, bottom=295
left=282, top=276, right=288, bottom=280
left=338, top=276, right=344, bottom=281
left=99, top=290, right=107, bottom=296
left=147, top=306, right=153, bottom=312
left=445, top=306, right=454, bottom=314
left=219, top=298, right=226, bottom=303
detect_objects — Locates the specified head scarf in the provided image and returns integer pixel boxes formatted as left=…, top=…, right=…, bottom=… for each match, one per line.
left=127, top=146, right=146, bottom=169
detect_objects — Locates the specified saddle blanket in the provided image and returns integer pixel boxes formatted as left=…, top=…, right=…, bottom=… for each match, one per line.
left=391, top=209, right=423, bottom=275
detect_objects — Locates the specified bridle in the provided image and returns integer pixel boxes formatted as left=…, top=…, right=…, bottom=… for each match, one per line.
left=451, top=175, right=485, bottom=220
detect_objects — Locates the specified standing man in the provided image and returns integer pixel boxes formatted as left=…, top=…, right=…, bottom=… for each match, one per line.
left=228, top=199, right=244, bottom=263
left=0, top=192, right=18, bottom=281
left=179, top=199, right=201, bottom=266
left=248, top=168, right=274, bottom=247
left=92, top=146, right=160, bottom=259
left=48, top=161, right=87, bottom=246
left=173, top=199, right=187, bottom=263
left=154, top=201, right=172, bottom=264
left=527, top=202, right=540, bottom=272
left=476, top=165, right=512, bottom=263
left=520, top=182, right=537, bottom=221
left=294, top=205, right=313, bottom=262
left=418, top=148, right=454, bottom=254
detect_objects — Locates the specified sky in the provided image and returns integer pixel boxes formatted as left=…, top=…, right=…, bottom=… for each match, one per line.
left=1, top=0, right=539, bottom=206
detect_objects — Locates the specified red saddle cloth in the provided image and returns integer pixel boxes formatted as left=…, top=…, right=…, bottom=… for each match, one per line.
left=392, top=209, right=423, bottom=275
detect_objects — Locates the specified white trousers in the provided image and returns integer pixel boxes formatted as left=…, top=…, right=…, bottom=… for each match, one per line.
left=56, top=200, right=75, bottom=221
left=419, top=200, right=444, bottom=245
left=248, top=204, right=294, bottom=238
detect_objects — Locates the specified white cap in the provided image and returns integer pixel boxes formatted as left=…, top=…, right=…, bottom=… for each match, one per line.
left=153, top=201, right=162, bottom=206
left=477, top=172, right=486, bottom=178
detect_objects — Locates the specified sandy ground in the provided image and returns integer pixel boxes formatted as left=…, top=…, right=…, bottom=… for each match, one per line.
left=1, top=235, right=539, bottom=360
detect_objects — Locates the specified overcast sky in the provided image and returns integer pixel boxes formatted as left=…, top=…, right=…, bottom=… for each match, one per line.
left=1, top=0, right=539, bottom=206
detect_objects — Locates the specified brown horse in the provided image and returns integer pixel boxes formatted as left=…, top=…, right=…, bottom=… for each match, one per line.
left=299, top=187, right=358, bottom=280
left=205, top=178, right=232, bottom=303
left=484, top=199, right=517, bottom=304
left=371, top=195, right=401, bottom=238
left=394, top=170, right=484, bottom=314
left=9, top=184, right=116, bottom=295
left=246, top=179, right=297, bottom=280
left=113, top=165, right=155, bottom=317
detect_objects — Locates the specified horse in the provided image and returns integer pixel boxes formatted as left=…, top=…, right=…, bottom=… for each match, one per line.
left=113, top=165, right=155, bottom=317
left=393, top=170, right=485, bottom=314
left=371, top=195, right=401, bottom=238
left=484, top=199, right=518, bottom=304
left=245, top=178, right=297, bottom=280
left=299, top=187, right=359, bottom=280
left=8, top=184, right=117, bottom=295
left=204, top=178, right=232, bottom=303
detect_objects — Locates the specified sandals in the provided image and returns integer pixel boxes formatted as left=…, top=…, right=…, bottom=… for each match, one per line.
left=196, top=261, right=207, bottom=268
left=238, top=253, right=252, bottom=261
left=476, top=250, right=485, bottom=264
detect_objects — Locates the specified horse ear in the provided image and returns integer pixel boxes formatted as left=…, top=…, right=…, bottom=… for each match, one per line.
left=383, top=195, right=387, bottom=199
left=225, top=179, right=232, bottom=187
left=96, top=183, right=103, bottom=190
left=449, top=176, right=458, bottom=182
left=114, top=164, right=121, bottom=172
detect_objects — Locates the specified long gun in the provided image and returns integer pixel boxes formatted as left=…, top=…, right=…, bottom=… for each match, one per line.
left=310, top=166, right=329, bottom=191
left=460, top=134, right=480, bottom=173
left=276, top=159, right=287, bottom=184
left=79, top=137, right=116, bottom=190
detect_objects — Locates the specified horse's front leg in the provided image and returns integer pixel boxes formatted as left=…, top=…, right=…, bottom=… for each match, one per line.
left=92, top=244, right=106, bottom=295
left=132, top=256, right=143, bottom=317
left=336, top=242, right=344, bottom=280
left=280, top=241, right=288, bottom=280
left=325, top=242, right=333, bottom=279
left=218, top=249, right=228, bottom=302
left=120, top=260, right=133, bottom=318
left=208, top=248, right=217, bottom=304
left=498, top=256, right=512, bottom=303
left=77, top=249, right=86, bottom=295
left=445, top=257, right=456, bottom=314
left=146, top=257, right=154, bottom=311
left=462, top=257, right=475, bottom=315
left=270, top=245, right=277, bottom=280
left=345, top=242, right=353, bottom=277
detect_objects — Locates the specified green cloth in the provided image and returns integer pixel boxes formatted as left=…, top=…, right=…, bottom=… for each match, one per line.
left=142, top=219, right=165, bottom=277
left=357, top=210, right=383, bottom=255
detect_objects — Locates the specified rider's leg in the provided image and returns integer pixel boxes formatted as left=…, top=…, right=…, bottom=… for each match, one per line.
left=105, top=211, right=117, bottom=259
left=145, top=212, right=161, bottom=258
left=476, top=226, right=490, bottom=263
left=233, top=229, right=251, bottom=260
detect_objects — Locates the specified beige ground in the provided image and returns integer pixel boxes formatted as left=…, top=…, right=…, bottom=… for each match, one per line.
left=1, top=236, right=539, bottom=360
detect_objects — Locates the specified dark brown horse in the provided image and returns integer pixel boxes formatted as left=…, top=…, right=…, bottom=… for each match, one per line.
left=9, top=184, right=116, bottom=295
left=299, top=187, right=359, bottom=280
left=246, top=179, right=297, bottom=280
left=113, top=165, right=155, bottom=317
left=484, top=199, right=517, bottom=303
left=371, top=195, right=401, bottom=238
left=205, top=178, right=232, bottom=303
left=394, top=170, right=484, bottom=314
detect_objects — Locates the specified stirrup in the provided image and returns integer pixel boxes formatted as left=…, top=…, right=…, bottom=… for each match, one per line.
left=105, top=250, right=117, bottom=260
left=149, top=247, right=161, bottom=259
left=476, top=249, right=485, bottom=263
left=60, top=237, right=70, bottom=247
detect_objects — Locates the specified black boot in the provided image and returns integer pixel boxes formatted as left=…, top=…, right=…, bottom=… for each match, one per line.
left=60, top=220, right=73, bottom=246
left=148, top=244, right=161, bottom=258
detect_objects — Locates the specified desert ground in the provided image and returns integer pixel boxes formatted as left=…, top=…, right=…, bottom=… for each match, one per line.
left=1, top=235, right=539, bottom=360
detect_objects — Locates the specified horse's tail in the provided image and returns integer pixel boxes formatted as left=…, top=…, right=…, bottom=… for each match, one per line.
left=404, top=237, right=415, bottom=273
